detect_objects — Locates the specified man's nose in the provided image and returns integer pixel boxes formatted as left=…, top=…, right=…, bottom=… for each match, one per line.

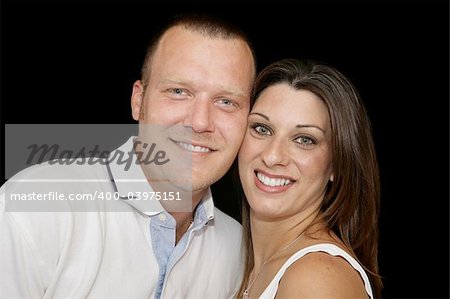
left=184, top=98, right=214, bottom=133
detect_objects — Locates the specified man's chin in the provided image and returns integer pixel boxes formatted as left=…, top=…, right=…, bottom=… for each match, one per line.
left=192, top=172, right=220, bottom=190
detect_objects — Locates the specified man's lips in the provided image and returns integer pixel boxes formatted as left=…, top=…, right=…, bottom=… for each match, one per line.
left=170, top=139, right=214, bottom=153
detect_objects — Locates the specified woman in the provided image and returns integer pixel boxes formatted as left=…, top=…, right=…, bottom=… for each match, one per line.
left=237, top=59, right=382, bottom=298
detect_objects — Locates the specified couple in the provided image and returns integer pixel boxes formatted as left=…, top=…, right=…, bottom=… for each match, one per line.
left=0, top=14, right=381, bottom=298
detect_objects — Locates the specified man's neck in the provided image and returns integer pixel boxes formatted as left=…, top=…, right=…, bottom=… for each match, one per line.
left=171, top=211, right=194, bottom=244
left=170, top=189, right=205, bottom=244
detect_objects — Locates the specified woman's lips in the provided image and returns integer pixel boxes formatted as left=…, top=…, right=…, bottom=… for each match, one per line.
left=253, top=169, right=296, bottom=193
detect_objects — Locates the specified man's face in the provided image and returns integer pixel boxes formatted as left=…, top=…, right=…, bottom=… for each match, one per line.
left=131, top=26, right=255, bottom=200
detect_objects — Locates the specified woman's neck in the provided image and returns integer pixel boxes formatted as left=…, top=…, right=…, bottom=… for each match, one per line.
left=250, top=209, right=320, bottom=269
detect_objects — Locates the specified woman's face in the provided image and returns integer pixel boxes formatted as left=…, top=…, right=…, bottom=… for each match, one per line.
left=238, top=83, right=333, bottom=220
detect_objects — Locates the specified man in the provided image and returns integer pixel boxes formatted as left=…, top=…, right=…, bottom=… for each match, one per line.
left=0, top=14, right=256, bottom=298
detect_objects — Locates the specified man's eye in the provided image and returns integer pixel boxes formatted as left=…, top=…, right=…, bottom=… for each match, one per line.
left=220, top=99, right=233, bottom=106
left=171, top=88, right=185, bottom=95
left=217, top=98, right=236, bottom=107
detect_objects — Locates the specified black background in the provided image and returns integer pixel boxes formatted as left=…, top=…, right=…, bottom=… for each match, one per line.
left=1, top=2, right=448, bottom=298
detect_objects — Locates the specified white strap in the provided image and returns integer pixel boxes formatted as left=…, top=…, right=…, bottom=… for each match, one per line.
left=260, top=243, right=374, bottom=299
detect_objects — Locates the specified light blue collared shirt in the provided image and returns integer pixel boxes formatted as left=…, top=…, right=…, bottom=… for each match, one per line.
left=107, top=137, right=241, bottom=299
left=151, top=200, right=210, bottom=299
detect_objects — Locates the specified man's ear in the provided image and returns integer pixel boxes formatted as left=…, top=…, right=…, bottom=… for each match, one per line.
left=131, top=80, right=144, bottom=121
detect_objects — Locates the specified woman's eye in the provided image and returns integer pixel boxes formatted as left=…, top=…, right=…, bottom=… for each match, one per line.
left=253, top=124, right=271, bottom=135
left=294, top=136, right=316, bottom=146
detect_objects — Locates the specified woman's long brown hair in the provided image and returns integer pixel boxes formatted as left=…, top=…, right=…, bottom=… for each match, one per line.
left=237, top=59, right=382, bottom=298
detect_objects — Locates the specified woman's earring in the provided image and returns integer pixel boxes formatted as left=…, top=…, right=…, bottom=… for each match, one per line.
left=330, top=174, right=334, bottom=182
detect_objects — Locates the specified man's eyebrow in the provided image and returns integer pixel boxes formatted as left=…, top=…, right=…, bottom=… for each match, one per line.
left=249, top=112, right=326, bottom=133
left=222, top=88, right=247, bottom=98
left=161, top=78, right=246, bottom=98
left=160, top=78, right=188, bottom=85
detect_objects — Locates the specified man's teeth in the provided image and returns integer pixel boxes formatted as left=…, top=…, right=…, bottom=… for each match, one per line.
left=256, top=172, right=292, bottom=187
left=177, top=142, right=211, bottom=153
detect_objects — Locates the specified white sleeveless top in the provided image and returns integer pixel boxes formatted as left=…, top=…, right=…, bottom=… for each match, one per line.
left=259, top=243, right=374, bottom=299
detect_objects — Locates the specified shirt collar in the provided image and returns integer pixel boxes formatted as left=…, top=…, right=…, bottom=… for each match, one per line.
left=199, top=188, right=215, bottom=222
left=107, top=136, right=164, bottom=216
left=107, top=136, right=216, bottom=220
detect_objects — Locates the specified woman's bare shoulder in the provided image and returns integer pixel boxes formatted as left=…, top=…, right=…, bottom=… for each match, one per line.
left=276, top=250, right=369, bottom=298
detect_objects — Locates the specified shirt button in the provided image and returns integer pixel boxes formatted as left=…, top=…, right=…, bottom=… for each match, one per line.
left=159, top=214, right=166, bottom=221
